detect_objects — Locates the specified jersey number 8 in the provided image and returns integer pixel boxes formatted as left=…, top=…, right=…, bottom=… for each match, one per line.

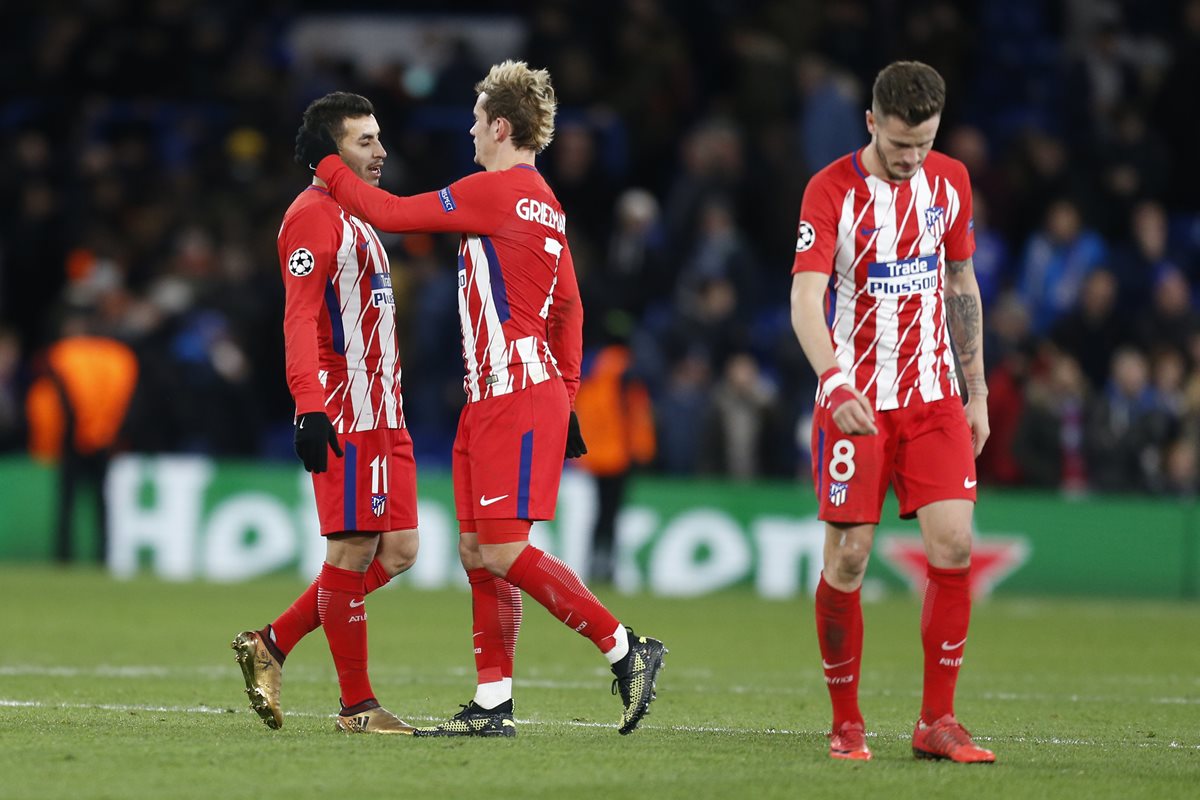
left=829, top=439, right=856, bottom=482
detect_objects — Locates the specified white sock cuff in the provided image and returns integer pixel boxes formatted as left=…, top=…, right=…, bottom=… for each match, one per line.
left=473, top=678, right=512, bottom=709
left=603, top=624, right=630, bottom=665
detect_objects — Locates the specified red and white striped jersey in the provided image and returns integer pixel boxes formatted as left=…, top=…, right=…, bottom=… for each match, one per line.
left=277, top=186, right=404, bottom=431
left=792, top=148, right=975, bottom=410
left=317, top=158, right=583, bottom=406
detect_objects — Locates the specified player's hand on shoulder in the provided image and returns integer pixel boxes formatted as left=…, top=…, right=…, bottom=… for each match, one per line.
left=565, top=410, right=587, bottom=459
left=294, top=411, right=344, bottom=473
left=294, top=125, right=339, bottom=171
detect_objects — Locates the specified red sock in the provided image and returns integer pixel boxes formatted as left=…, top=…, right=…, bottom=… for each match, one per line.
left=316, top=563, right=374, bottom=709
left=920, top=564, right=971, bottom=723
left=364, top=558, right=391, bottom=593
left=505, top=546, right=621, bottom=653
left=815, top=574, right=864, bottom=729
left=269, top=558, right=392, bottom=658
left=468, top=567, right=523, bottom=683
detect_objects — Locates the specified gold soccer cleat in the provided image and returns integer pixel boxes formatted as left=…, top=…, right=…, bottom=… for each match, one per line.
left=231, top=630, right=284, bottom=730
left=335, top=700, right=417, bottom=734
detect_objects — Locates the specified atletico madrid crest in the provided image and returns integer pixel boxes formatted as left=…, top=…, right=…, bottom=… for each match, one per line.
left=829, top=481, right=848, bottom=507
left=370, top=494, right=387, bottom=518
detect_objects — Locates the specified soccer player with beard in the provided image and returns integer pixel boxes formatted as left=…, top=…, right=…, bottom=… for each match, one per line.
left=231, top=92, right=420, bottom=735
left=789, top=61, right=995, bottom=763
left=299, top=61, right=666, bottom=737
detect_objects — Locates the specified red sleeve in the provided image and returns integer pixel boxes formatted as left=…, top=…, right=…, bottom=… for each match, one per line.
left=790, top=171, right=839, bottom=276
left=943, top=161, right=976, bottom=262
left=316, top=155, right=507, bottom=235
left=548, top=242, right=583, bottom=406
left=279, top=202, right=338, bottom=415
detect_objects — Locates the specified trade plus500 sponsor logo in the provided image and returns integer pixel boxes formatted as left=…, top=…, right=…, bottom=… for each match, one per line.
left=866, top=254, right=937, bottom=297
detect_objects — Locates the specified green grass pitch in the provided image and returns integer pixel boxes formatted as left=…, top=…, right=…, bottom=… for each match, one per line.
left=1, top=566, right=1196, bottom=799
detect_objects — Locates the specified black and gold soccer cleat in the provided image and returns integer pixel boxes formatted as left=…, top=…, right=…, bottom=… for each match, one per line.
left=412, top=700, right=517, bottom=737
left=231, top=629, right=284, bottom=730
left=611, top=628, right=667, bottom=735
left=335, top=699, right=417, bottom=734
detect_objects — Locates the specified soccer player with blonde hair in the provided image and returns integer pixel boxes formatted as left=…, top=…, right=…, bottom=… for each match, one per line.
left=298, top=61, right=667, bottom=736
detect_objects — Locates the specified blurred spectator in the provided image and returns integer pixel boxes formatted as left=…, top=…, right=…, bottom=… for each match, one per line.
left=699, top=352, right=786, bottom=480
left=966, top=194, right=1009, bottom=309
left=1133, top=266, right=1200, bottom=355
left=574, top=340, right=657, bottom=582
left=1109, top=200, right=1190, bottom=311
left=25, top=313, right=138, bottom=562
left=978, top=293, right=1034, bottom=485
left=1018, top=198, right=1109, bottom=335
left=1050, top=268, right=1126, bottom=391
left=0, top=327, right=22, bottom=451
left=795, top=54, right=861, bottom=176
left=1012, top=350, right=1091, bottom=492
left=654, top=351, right=713, bottom=475
left=1085, top=346, right=1175, bottom=492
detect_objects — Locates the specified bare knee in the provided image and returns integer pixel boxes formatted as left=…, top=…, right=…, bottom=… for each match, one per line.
left=925, top=529, right=972, bottom=569
left=370, top=529, right=419, bottom=577
left=479, top=549, right=511, bottom=578
left=379, top=536, right=419, bottom=577
left=828, top=548, right=871, bottom=586
left=823, top=525, right=875, bottom=589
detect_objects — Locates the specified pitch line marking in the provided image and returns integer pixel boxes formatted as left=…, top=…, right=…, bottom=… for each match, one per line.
left=1, top=698, right=1197, bottom=750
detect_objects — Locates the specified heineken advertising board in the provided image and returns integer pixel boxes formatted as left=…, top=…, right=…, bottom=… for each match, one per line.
left=0, top=455, right=1195, bottom=599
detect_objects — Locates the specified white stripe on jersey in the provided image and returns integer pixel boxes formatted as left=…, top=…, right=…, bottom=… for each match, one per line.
left=912, top=175, right=946, bottom=405
left=359, top=219, right=401, bottom=428
left=458, top=239, right=483, bottom=403
left=337, top=213, right=374, bottom=432
left=465, top=236, right=512, bottom=399
left=871, top=179, right=905, bottom=410
left=514, top=337, right=549, bottom=386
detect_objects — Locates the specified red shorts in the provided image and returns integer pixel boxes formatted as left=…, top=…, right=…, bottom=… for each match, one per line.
left=453, top=377, right=569, bottom=524
left=311, top=427, right=418, bottom=535
left=810, top=396, right=976, bottom=524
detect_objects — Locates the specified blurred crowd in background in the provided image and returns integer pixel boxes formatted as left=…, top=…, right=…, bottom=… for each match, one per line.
left=3, top=0, right=1200, bottom=498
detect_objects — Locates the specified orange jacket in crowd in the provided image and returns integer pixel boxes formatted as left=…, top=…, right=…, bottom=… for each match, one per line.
left=26, top=336, right=138, bottom=461
left=574, top=345, right=656, bottom=477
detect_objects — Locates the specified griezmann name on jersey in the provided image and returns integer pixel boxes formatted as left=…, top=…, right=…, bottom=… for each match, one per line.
left=278, top=185, right=405, bottom=432
left=316, top=159, right=583, bottom=407
left=792, top=148, right=975, bottom=411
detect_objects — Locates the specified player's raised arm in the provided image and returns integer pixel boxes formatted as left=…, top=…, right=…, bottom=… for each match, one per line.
left=315, top=155, right=505, bottom=236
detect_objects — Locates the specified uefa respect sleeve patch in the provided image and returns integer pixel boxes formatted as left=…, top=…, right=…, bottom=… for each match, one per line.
left=438, top=186, right=456, bottom=212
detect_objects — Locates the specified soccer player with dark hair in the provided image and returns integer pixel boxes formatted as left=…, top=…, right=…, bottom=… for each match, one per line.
left=231, top=92, right=420, bottom=735
left=297, top=61, right=666, bottom=737
left=789, top=61, right=995, bottom=763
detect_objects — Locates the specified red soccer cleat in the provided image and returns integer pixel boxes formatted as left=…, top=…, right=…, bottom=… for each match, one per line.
left=912, top=714, right=996, bottom=763
left=829, top=720, right=872, bottom=761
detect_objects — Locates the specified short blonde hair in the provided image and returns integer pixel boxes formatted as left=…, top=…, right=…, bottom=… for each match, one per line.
left=474, top=60, right=557, bottom=153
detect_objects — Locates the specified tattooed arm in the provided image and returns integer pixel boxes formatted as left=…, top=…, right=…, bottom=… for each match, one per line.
left=944, top=256, right=990, bottom=455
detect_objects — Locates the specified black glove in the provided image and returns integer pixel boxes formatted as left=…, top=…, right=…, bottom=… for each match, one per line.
left=294, top=412, right=343, bottom=473
left=294, top=125, right=339, bottom=170
left=565, top=410, right=588, bottom=459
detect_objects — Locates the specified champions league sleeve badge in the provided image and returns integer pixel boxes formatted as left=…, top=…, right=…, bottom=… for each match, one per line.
left=288, top=247, right=315, bottom=277
left=796, top=221, right=816, bottom=252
